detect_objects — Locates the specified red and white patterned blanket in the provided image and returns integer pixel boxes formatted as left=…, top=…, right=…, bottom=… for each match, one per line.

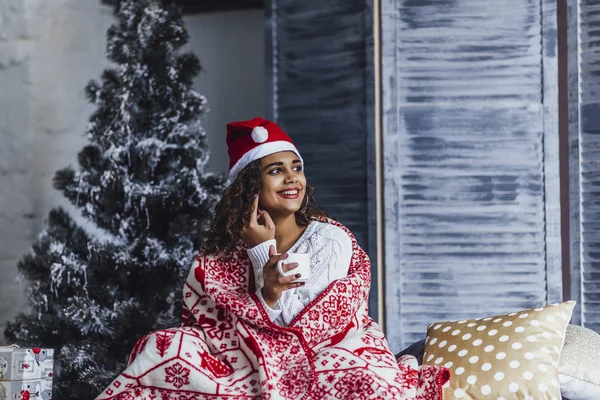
left=96, top=221, right=449, bottom=399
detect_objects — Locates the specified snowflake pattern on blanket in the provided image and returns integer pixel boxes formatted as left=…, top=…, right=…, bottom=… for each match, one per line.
left=95, top=220, right=449, bottom=399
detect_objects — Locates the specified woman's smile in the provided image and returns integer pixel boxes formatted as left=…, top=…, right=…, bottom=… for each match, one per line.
left=277, top=188, right=301, bottom=199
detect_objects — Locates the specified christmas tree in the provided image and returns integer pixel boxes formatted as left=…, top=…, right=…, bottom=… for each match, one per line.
left=4, top=0, right=225, bottom=397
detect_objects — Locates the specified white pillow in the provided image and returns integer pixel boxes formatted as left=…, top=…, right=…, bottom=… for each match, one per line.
left=559, top=373, right=600, bottom=400
left=558, top=324, right=600, bottom=400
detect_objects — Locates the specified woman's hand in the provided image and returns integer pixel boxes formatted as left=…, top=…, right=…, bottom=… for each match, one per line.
left=261, top=245, right=305, bottom=308
left=241, top=196, right=275, bottom=248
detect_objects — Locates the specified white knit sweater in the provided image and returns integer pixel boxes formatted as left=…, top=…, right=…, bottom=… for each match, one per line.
left=247, top=221, right=353, bottom=326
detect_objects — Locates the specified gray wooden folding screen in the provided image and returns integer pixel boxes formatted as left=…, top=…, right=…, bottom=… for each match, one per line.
left=381, top=0, right=562, bottom=352
left=266, top=0, right=380, bottom=316
left=268, top=0, right=574, bottom=352
left=568, top=0, right=600, bottom=333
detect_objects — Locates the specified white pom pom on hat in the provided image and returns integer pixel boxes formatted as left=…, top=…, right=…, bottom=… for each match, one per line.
left=251, top=126, right=269, bottom=143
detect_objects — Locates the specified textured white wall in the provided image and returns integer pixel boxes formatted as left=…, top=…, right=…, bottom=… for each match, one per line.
left=0, top=0, right=34, bottom=342
left=0, top=2, right=265, bottom=341
left=0, top=0, right=115, bottom=342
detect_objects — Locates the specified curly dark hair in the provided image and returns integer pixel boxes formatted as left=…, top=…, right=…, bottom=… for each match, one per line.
left=199, top=160, right=327, bottom=255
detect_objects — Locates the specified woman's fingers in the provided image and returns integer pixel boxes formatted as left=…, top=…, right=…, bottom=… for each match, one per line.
left=262, top=252, right=305, bottom=294
left=249, top=195, right=259, bottom=225
left=277, top=273, right=303, bottom=285
left=278, top=262, right=298, bottom=274
left=260, top=209, right=275, bottom=230
left=285, top=281, right=306, bottom=290
left=266, top=252, right=287, bottom=268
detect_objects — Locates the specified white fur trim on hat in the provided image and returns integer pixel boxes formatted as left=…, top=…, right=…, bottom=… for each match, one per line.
left=229, top=141, right=303, bottom=179
left=251, top=126, right=269, bottom=143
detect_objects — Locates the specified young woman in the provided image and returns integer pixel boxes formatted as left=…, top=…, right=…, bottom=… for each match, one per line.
left=96, top=118, right=448, bottom=400
left=200, top=118, right=352, bottom=327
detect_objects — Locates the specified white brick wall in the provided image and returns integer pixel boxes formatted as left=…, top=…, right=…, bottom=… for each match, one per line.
left=0, top=1, right=265, bottom=343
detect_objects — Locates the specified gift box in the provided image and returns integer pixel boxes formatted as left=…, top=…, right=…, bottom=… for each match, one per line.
left=0, top=347, right=53, bottom=381
left=0, top=378, right=52, bottom=400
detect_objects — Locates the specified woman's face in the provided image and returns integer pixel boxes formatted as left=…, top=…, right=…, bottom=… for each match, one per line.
left=258, top=151, right=306, bottom=217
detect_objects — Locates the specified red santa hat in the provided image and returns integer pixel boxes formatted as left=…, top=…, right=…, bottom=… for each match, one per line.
left=226, top=117, right=303, bottom=178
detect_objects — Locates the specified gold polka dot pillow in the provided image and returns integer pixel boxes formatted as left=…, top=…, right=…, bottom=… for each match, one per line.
left=423, top=301, right=575, bottom=400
